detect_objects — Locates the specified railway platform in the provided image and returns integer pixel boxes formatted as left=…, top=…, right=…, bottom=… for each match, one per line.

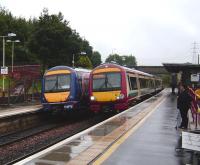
left=15, top=89, right=197, bottom=165
left=0, top=103, right=42, bottom=118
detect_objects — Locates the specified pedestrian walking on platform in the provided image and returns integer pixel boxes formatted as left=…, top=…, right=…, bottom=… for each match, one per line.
left=177, top=84, right=192, bottom=129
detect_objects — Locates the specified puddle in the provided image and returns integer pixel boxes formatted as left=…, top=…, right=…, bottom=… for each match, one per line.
left=40, top=152, right=73, bottom=162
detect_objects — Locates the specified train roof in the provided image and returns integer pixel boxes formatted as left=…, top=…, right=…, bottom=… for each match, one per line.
left=74, top=68, right=91, bottom=73
left=122, top=66, right=153, bottom=77
left=47, top=66, right=73, bottom=71
left=45, top=66, right=90, bottom=75
left=94, top=63, right=154, bottom=77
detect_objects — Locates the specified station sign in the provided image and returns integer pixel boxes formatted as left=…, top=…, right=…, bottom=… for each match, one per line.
left=191, top=74, right=200, bottom=82
left=1, top=66, right=8, bottom=75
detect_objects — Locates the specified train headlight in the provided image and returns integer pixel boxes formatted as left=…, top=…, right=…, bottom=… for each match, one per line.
left=117, top=94, right=125, bottom=100
left=90, top=96, right=96, bottom=101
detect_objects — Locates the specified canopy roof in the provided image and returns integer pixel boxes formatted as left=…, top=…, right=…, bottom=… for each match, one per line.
left=163, top=63, right=200, bottom=73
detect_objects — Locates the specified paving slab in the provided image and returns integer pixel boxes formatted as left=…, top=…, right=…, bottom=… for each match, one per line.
left=0, top=104, right=42, bottom=118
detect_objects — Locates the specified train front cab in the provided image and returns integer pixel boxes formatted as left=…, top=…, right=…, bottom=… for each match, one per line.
left=89, top=65, right=128, bottom=113
left=41, top=66, right=84, bottom=111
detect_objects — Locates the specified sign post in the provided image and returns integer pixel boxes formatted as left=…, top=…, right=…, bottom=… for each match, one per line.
left=1, top=66, right=8, bottom=97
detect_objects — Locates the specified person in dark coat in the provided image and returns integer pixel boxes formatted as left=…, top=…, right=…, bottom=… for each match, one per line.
left=177, top=84, right=193, bottom=129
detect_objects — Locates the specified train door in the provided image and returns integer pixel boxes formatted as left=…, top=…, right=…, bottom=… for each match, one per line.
left=126, top=74, right=131, bottom=97
left=126, top=72, right=139, bottom=98
left=136, top=74, right=141, bottom=97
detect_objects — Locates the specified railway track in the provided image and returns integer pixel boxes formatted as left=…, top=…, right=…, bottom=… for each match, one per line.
left=0, top=121, right=65, bottom=147
left=0, top=111, right=113, bottom=165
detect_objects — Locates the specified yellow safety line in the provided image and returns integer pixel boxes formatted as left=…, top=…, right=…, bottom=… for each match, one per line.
left=92, top=97, right=166, bottom=165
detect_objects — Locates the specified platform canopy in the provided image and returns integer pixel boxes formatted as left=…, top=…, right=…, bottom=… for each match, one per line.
left=163, top=63, right=200, bottom=73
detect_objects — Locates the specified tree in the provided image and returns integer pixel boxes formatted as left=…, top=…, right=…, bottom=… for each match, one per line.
left=105, top=54, right=137, bottom=67
left=121, top=55, right=137, bottom=67
left=76, top=55, right=93, bottom=69
left=105, top=54, right=123, bottom=65
left=91, top=51, right=102, bottom=67
left=28, top=9, right=94, bottom=72
left=28, top=9, right=72, bottom=72
left=0, top=7, right=95, bottom=71
left=81, top=40, right=93, bottom=59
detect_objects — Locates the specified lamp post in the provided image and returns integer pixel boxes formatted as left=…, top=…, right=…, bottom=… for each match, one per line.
left=6, top=40, right=20, bottom=72
left=0, top=33, right=16, bottom=96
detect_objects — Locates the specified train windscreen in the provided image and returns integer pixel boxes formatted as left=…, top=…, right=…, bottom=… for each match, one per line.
left=44, top=74, right=71, bottom=92
left=93, top=72, right=121, bottom=91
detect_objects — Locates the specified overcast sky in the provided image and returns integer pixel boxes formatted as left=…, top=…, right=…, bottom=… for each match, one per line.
left=1, top=0, right=200, bottom=66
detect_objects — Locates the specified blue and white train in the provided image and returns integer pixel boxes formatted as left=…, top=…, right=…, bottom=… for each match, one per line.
left=41, top=66, right=90, bottom=111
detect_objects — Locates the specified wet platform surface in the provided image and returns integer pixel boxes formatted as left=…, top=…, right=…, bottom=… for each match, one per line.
left=102, top=91, right=191, bottom=165
left=17, top=90, right=170, bottom=165
left=0, top=104, right=42, bottom=118
left=16, top=89, right=196, bottom=165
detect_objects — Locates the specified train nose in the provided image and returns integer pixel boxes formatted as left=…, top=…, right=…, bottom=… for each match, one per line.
left=44, top=92, right=70, bottom=102
left=92, top=91, right=121, bottom=102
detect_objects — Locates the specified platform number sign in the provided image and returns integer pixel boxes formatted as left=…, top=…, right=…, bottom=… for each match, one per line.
left=191, top=74, right=199, bottom=82
left=1, top=67, right=8, bottom=75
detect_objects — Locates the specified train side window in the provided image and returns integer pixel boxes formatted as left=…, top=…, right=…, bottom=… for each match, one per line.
left=145, top=79, right=148, bottom=88
left=139, top=78, right=142, bottom=88
left=130, top=77, right=137, bottom=90
left=154, top=80, right=156, bottom=86
left=152, top=80, right=155, bottom=88
left=148, top=79, right=152, bottom=88
left=156, top=80, right=158, bottom=87
left=140, top=78, right=147, bottom=88
left=149, top=80, right=152, bottom=88
left=139, top=78, right=143, bottom=88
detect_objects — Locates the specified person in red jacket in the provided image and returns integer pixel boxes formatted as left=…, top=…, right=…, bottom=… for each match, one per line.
left=177, top=83, right=192, bottom=129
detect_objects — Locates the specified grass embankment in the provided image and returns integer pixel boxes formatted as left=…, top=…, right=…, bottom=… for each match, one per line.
left=0, top=76, right=10, bottom=90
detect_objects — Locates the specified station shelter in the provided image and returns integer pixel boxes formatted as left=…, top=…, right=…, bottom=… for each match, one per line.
left=163, top=63, right=200, bottom=88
